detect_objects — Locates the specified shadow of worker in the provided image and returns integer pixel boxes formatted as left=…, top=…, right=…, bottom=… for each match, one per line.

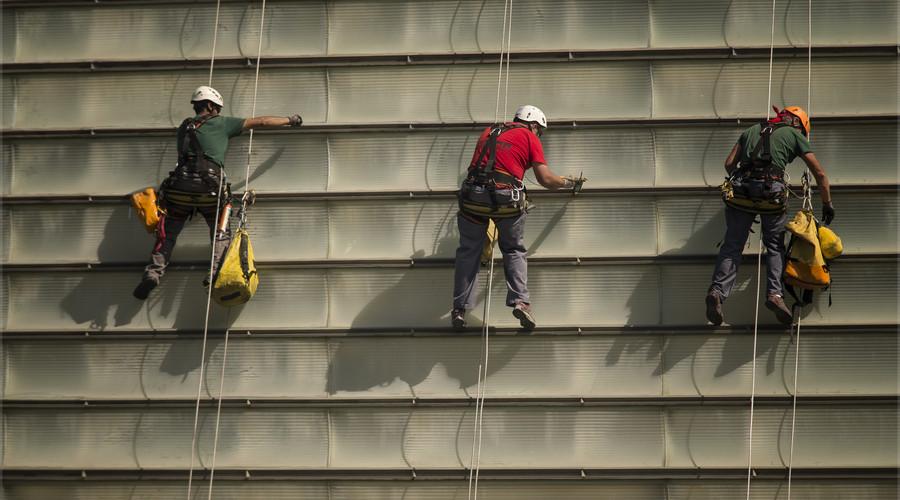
left=59, top=206, right=148, bottom=330
left=326, top=223, right=526, bottom=396
left=607, top=198, right=783, bottom=379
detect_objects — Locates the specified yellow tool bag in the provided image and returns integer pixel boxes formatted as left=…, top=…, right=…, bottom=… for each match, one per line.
left=783, top=210, right=836, bottom=309
left=212, top=229, right=259, bottom=307
left=130, top=187, right=161, bottom=233
left=817, top=226, right=844, bottom=260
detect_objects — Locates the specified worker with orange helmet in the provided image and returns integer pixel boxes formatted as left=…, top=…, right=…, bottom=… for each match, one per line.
left=706, top=106, right=833, bottom=326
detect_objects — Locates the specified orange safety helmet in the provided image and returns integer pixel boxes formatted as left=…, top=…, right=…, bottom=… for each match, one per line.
left=782, top=105, right=811, bottom=137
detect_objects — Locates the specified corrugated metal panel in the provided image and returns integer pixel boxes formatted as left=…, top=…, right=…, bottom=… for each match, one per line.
left=3, top=68, right=329, bottom=130
left=654, top=122, right=899, bottom=187
left=5, top=333, right=896, bottom=400
left=2, top=480, right=897, bottom=500
left=3, top=260, right=896, bottom=331
left=328, top=0, right=651, bottom=55
left=651, top=58, right=897, bottom=119
left=651, top=0, right=898, bottom=48
left=666, top=406, right=897, bottom=468
left=3, top=192, right=896, bottom=264
left=4, top=123, right=895, bottom=197
left=4, top=0, right=897, bottom=64
left=3, top=405, right=895, bottom=469
left=3, top=2, right=328, bottom=63
left=4, top=58, right=895, bottom=130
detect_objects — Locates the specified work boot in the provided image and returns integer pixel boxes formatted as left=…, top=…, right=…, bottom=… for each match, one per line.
left=765, top=293, right=793, bottom=325
left=451, top=308, right=466, bottom=331
left=133, top=277, right=158, bottom=300
left=705, top=290, right=724, bottom=326
left=512, top=301, right=536, bottom=331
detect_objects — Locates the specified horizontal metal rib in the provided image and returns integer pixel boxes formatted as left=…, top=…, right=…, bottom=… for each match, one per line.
left=4, top=396, right=896, bottom=409
left=3, top=45, right=897, bottom=74
left=2, top=323, right=896, bottom=339
left=2, top=468, right=897, bottom=481
left=2, top=183, right=896, bottom=205
left=3, top=114, right=897, bottom=139
left=2, top=253, right=896, bottom=272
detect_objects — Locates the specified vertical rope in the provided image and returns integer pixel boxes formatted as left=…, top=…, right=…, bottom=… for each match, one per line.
left=208, top=0, right=223, bottom=86
left=187, top=3, right=225, bottom=497
left=187, top=175, right=225, bottom=500
left=502, top=0, right=513, bottom=119
left=765, top=0, right=777, bottom=119
left=746, top=239, right=763, bottom=500
left=787, top=4, right=812, bottom=498
left=205, top=3, right=267, bottom=499
left=787, top=316, right=801, bottom=499
left=469, top=2, right=513, bottom=499
left=747, top=2, right=780, bottom=497
left=493, top=0, right=510, bottom=123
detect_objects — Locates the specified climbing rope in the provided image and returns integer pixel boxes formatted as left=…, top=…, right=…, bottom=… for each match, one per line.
left=187, top=1, right=225, bottom=498
left=787, top=3, right=813, bottom=497
left=204, top=2, right=267, bottom=500
left=746, top=1, right=779, bottom=497
left=468, top=3, right=514, bottom=499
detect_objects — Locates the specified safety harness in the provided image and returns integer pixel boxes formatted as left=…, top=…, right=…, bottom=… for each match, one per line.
left=459, top=123, right=530, bottom=218
left=163, top=115, right=229, bottom=208
left=721, top=122, right=790, bottom=215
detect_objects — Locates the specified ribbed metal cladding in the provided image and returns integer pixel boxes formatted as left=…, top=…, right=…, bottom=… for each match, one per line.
left=3, top=405, right=896, bottom=469
left=4, top=123, right=896, bottom=195
left=2, top=0, right=897, bottom=493
left=4, top=333, right=897, bottom=401
left=3, top=480, right=898, bottom=500
left=3, top=58, right=896, bottom=129
left=3, top=0, right=897, bottom=63
left=2, top=260, right=897, bottom=331
left=2, top=192, right=897, bottom=264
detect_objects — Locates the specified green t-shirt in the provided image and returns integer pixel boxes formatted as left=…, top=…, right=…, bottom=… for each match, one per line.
left=178, top=114, right=245, bottom=168
left=737, top=123, right=812, bottom=171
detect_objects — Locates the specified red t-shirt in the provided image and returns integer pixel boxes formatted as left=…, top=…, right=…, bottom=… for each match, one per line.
left=468, top=123, right=546, bottom=181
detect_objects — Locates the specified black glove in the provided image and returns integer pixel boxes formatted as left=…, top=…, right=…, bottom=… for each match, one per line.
left=288, top=114, right=303, bottom=127
left=822, top=202, right=835, bottom=225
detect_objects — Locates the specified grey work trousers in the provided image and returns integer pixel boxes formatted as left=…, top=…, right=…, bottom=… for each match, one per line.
left=710, top=205, right=788, bottom=299
left=142, top=200, right=231, bottom=284
left=453, top=211, right=529, bottom=310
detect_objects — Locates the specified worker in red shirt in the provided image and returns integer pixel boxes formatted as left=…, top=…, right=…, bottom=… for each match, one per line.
left=452, top=105, right=584, bottom=331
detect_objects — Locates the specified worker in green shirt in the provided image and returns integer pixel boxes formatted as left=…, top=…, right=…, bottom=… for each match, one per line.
left=133, top=86, right=302, bottom=300
left=706, top=106, right=833, bottom=326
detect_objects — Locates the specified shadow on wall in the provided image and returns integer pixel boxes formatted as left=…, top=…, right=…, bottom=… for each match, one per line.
left=58, top=146, right=285, bottom=331
left=611, top=202, right=803, bottom=379
left=327, top=217, right=526, bottom=394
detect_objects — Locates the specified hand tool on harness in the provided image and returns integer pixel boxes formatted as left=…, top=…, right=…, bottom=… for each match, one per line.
left=720, top=122, right=790, bottom=215
left=458, top=123, right=530, bottom=219
left=162, top=114, right=230, bottom=208
left=130, top=186, right=163, bottom=233
left=212, top=190, right=259, bottom=306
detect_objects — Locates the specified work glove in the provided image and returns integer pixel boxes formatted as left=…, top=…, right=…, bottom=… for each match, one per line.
left=288, top=114, right=303, bottom=127
left=822, top=202, right=835, bottom=225
left=562, top=175, right=587, bottom=193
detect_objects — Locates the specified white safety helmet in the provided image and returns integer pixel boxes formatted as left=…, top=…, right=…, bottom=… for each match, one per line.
left=514, top=105, right=547, bottom=129
left=190, top=86, right=224, bottom=108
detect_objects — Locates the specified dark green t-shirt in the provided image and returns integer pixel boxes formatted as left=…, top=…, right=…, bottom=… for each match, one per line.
left=178, top=114, right=245, bottom=168
left=737, top=123, right=812, bottom=171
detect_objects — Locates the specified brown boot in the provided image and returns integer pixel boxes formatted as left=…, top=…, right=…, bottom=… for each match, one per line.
left=705, top=291, right=724, bottom=326
left=512, top=301, right=536, bottom=331
left=765, top=293, right=793, bottom=325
